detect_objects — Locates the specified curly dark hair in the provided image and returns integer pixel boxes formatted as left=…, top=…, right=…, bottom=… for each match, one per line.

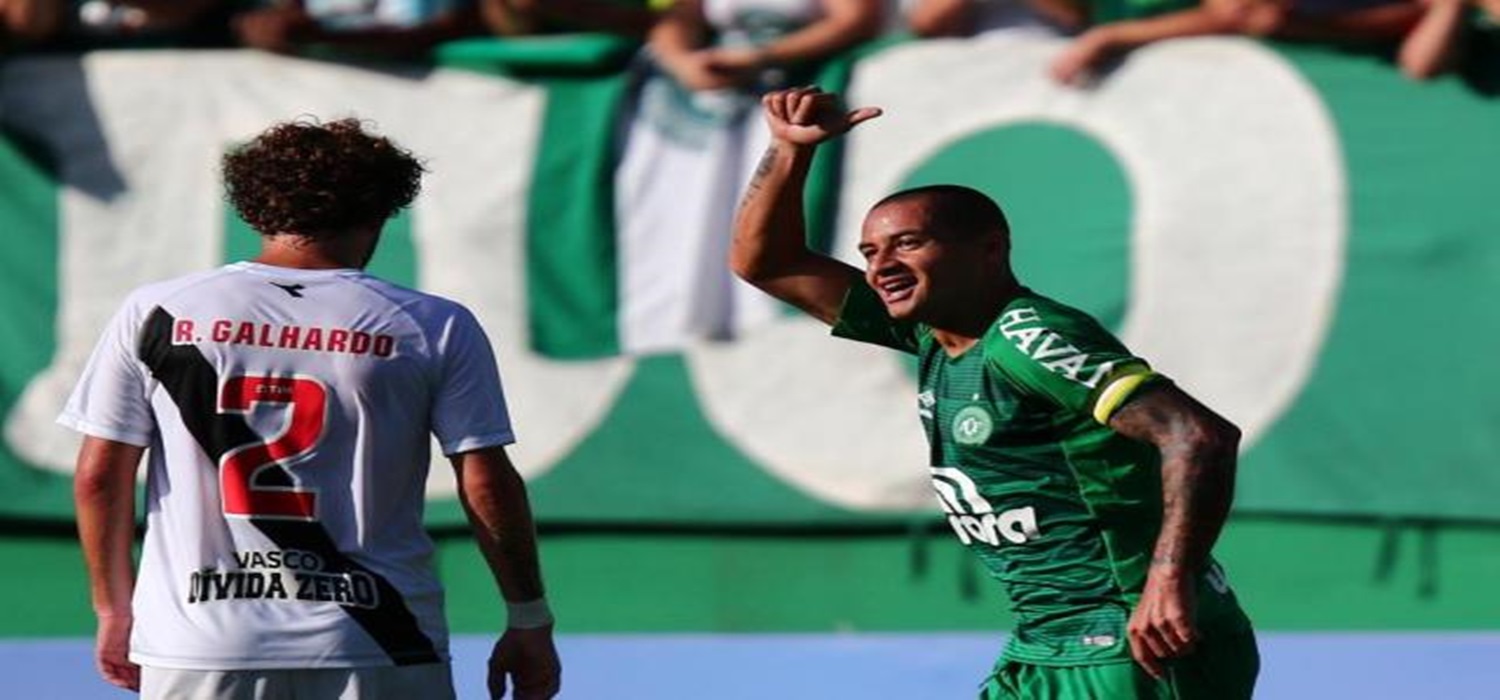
left=223, top=118, right=424, bottom=238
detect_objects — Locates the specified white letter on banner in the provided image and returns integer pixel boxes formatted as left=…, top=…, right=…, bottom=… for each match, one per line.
left=0, top=52, right=632, bottom=492
left=687, top=36, right=1343, bottom=511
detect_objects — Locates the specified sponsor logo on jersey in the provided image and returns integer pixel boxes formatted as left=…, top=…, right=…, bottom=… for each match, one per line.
left=997, top=308, right=1118, bottom=389
left=952, top=405, right=993, bottom=445
left=929, top=466, right=1040, bottom=546
left=185, top=548, right=381, bottom=608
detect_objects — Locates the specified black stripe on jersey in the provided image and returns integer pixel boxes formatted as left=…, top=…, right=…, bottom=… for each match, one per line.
left=138, top=306, right=441, bottom=666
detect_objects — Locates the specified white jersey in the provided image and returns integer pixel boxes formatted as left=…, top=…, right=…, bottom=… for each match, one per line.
left=59, top=262, right=515, bottom=670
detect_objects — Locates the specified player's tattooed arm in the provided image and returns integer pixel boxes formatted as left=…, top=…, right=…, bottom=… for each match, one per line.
left=730, top=87, right=879, bottom=325
left=1108, top=383, right=1240, bottom=676
left=736, top=144, right=793, bottom=219
left=1109, top=383, right=1240, bottom=571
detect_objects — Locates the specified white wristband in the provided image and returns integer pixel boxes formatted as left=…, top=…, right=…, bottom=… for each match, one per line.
left=506, top=599, right=554, bottom=629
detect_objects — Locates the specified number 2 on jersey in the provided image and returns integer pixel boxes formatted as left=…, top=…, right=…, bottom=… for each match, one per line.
left=218, top=375, right=328, bottom=520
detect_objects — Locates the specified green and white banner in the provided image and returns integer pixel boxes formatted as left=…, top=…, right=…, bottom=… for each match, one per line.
left=1, top=40, right=1496, bottom=526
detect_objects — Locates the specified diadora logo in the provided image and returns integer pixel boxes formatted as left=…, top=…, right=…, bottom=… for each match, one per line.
left=269, top=282, right=306, bottom=298
left=929, top=467, right=1040, bottom=546
left=917, top=390, right=935, bottom=419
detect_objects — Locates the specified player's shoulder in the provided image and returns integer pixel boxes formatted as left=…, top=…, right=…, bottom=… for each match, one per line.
left=346, top=275, right=481, bottom=331
left=118, top=266, right=238, bottom=314
left=352, top=276, right=464, bottom=312
left=981, top=288, right=1145, bottom=400
left=984, top=289, right=1122, bottom=358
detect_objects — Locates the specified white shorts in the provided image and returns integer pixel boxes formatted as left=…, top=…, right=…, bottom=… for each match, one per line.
left=139, top=663, right=456, bottom=700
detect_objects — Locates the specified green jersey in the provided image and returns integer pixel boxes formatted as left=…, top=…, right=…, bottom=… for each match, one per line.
left=833, top=284, right=1251, bottom=666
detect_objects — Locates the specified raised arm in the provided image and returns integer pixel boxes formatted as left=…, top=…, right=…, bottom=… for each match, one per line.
left=1107, top=383, right=1240, bottom=679
left=452, top=446, right=560, bottom=700
left=730, top=87, right=881, bottom=325
left=74, top=436, right=146, bottom=692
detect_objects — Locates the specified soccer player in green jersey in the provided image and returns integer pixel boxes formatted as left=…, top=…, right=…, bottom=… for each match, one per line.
left=729, top=87, right=1258, bottom=699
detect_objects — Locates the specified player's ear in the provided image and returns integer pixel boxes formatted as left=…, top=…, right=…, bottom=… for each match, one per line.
left=982, top=230, right=1007, bottom=267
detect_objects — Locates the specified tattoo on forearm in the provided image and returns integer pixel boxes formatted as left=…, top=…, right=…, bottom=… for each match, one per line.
left=739, top=146, right=779, bottom=208
left=1110, top=386, right=1238, bottom=575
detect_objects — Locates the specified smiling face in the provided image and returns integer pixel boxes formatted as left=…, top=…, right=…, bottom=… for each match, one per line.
left=858, top=196, right=1007, bottom=325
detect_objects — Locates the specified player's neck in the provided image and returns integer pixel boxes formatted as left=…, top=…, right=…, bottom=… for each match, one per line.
left=929, top=277, right=1022, bottom=358
left=253, top=229, right=380, bottom=270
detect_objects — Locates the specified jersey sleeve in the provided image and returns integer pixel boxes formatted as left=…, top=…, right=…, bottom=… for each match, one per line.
left=830, top=281, right=924, bottom=355
left=983, top=299, right=1165, bottom=424
left=430, top=305, right=517, bottom=456
left=57, top=298, right=157, bottom=446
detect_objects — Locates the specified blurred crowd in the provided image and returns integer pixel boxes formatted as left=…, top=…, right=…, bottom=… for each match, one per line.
left=0, top=0, right=1492, bottom=356
left=0, top=0, right=1494, bottom=82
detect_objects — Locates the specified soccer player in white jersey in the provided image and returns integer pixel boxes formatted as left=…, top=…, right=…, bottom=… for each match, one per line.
left=64, top=119, right=560, bottom=699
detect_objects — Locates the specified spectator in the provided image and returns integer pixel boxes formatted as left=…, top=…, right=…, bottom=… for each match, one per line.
left=61, top=0, right=235, bottom=48
left=0, top=0, right=65, bottom=50
left=1398, top=0, right=1467, bottom=77
left=907, top=0, right=1081, bottom=37
left=1049, top=1, right=1233, bottom=84
left=611, top=0, right=881, bottom=354
left=1211, top=0, right=1423, bottom=43
left=480, top=0, right=662, bottom=38
left=1398, top=0, right=1499, bottom=78
left=648, top=0, right=881, bottom=93
left=234, top=0, right=486, bottom=58
left=1050, top=0, right=1425, bottom=84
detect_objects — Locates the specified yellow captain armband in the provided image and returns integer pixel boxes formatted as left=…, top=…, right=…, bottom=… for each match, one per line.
left=1091, top=369, right=1158, bottom=424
